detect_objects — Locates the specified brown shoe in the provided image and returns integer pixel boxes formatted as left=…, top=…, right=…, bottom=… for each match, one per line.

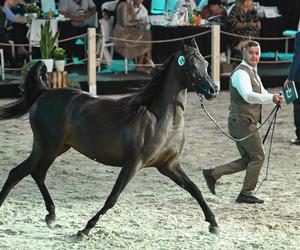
left=236, top=193, right=264, bottom=204
left=202, top=169, right=216, bottom=195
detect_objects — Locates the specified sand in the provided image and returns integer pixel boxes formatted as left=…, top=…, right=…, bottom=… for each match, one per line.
left=0, top=90, right=299, bottom=250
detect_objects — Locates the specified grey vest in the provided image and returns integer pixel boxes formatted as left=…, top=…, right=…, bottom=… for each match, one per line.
left=229, top=64, right=262, bottom=123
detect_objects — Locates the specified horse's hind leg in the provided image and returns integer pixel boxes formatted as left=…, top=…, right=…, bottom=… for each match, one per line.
left=77, top=159, right=140, bottom=238
left=158, top=162, right=219, bottom=234
left=31, top=159, right=56, bottom=227
left=0, top=150, right=39, bottom=207
left=31, top=145, right=70, bottom=227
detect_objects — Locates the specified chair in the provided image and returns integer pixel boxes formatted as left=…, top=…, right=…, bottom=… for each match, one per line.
left=151, top=0, right=166, bottom=14
left=97, top=18, right=129, bottom=74
left=101, top=0, right=118, bottom=13
left=0, top=48, right=4, bottom=80
left=29, top=19, right=58, bottom=60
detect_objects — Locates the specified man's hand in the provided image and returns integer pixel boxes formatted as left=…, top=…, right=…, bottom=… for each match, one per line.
left=284, top=79, right=291, bottom=88
left=272, top=94, right=284, bottom=106
left=74, top=14, right=88, bottom=21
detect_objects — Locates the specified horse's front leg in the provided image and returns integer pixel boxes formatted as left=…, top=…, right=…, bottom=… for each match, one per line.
left=77, top=157, right=141, bottom=239
left=157, top=162, right=219, bottom=234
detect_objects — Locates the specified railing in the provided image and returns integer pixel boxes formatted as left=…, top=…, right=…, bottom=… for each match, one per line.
left=0, top=25, right=296, bottom=94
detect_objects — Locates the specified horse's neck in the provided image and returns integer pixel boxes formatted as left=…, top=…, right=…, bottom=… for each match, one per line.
left=149, top=66, right=186, bottom=120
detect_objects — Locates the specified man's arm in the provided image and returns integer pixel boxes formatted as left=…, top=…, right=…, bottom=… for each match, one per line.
left=287, top=32, right=300, bottom=82
left=231, top=70, right=274, bottom=104
left=85, top=0, right=96, bottom=17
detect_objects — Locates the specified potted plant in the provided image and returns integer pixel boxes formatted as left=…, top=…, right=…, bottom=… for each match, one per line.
left=40, top=19, right=59, bottom=72
left=25, top=3, right=40, bottom=19
left=53, top=48, right=66, bottom=72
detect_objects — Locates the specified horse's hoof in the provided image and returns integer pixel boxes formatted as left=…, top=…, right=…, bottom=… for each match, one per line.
left=77, top=230, right=88, bottom=241
left=45, top=214, right=56, bottom=228
left=209, top=225, right=219, bottom=235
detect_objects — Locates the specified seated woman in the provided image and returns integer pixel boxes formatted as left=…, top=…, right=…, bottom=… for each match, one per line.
left=201, top=0, right=227, bottom=21
left=58, top=0, right=97, bottom=60
left=2, top=0, right=30, bottom=57
left=228, top=0, right=261, bottom=53
left=113, top=0, right=153, bottom=72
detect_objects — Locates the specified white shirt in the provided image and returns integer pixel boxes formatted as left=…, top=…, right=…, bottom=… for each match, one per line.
left=133, top=3, right=149, bottom=23
left=174, top=0, right=197, bottom=13
left=231, top=61, right=274, bottom=104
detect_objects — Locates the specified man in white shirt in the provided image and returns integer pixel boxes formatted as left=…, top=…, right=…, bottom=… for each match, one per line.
left=203, top=41, right=283, bottom=204
left=174, top=0, right=197, bottom=13
left=132, top=0, right=149, bottom=24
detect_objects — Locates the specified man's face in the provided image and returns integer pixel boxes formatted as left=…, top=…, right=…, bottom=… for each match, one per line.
left=6, top=0, right=16, bottom=7
left=244, top=46, right=260, bottom=68
left=133, top=0, right=143, bottom=6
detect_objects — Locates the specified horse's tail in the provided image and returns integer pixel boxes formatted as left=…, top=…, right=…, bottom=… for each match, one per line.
left=0, top=61, right=49, bottom=120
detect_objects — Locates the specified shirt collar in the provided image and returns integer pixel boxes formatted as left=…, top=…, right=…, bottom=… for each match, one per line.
left=241, top=60, right=257, bottom=72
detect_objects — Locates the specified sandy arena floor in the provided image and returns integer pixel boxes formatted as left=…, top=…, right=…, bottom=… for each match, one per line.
left=0, top=90, right=299, bottom=250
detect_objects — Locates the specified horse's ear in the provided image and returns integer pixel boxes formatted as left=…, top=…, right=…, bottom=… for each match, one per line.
left=181, top=41, right=188, bottom=52
left=191, top=38, right=199, bottom=50
left=35, top=61, right=48, bottom=87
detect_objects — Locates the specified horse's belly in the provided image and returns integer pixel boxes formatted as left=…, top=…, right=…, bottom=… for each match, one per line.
left=68, top=127, right=126, bottom=167
left=71, top=143, right=124, bottom=167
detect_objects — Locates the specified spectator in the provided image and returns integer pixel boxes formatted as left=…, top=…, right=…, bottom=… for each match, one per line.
left=58, top=0, right=97, bottom=59
left=201, top=0, right=227, bottom=21
left=132, top=0, right=148, bottom=24
left=174, top=0, right=197, bottom=13
left=113, top=0, right=153, bottom=72
left=284, top=32, right=300, bottom=145
left=228, top=0, right=261, bottom=53
left=0, top=0, right=17, bottom=67
left=2, top=0, right=30, bottom=57
left=59, top=0, right=96, bottom=28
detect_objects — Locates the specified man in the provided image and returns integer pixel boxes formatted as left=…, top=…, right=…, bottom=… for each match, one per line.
left=284, top=32, right=300, bottom=145
left=58, top=0, right=97, bottom=59
left=132, top=0, right=149, bottom=24
left=203, top=41, right=283, bottom=204
left=2, top=0, right=30, bottom=57
left=59, top=0, right=96, bottom=28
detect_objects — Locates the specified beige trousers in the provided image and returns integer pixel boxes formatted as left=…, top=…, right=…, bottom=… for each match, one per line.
left=212, top=116, right=265, bottom=196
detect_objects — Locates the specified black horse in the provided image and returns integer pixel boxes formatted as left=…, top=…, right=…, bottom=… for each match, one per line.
left=0, top=39, right=219, bottom=238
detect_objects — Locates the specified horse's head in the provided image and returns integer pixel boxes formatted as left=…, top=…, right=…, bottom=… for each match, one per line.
left=176, top=39, right=218, bottom=100
left=25, top=61, right=49, bottom=91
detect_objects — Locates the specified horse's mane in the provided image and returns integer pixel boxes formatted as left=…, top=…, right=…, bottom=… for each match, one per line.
left=115, top=54, right=176, bottom=119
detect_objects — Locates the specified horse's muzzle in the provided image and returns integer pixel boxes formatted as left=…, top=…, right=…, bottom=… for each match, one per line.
left=196, top=79, right=218, bottom=100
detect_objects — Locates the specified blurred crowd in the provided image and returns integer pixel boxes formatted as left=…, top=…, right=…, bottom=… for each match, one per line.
left=0, top=0, right=265, bottom=69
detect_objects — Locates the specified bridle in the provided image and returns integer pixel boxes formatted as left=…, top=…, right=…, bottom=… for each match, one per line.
left=179, top=51, right=215, bottom=98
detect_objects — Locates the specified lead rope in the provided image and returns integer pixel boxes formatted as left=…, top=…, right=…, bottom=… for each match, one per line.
left=197, top=93, right=279, bottom=142
left=197, top=94, right=280, bottom=194
left=254, top=105, right=279, bottom=194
